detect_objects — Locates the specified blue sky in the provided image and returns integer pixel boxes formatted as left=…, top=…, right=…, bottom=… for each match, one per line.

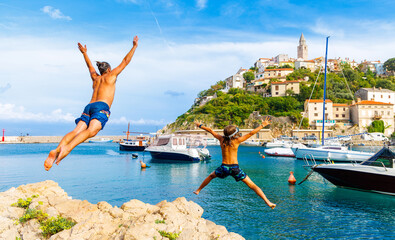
left=0, top=0, right=394, bottom=135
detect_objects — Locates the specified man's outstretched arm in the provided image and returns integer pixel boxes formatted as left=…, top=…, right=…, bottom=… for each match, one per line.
left=194, top=121, right=223, bottom=140
left=78, top=43, right=98, bottom=80
left=112, top=36, right=139, bottom=76
left=236, top=117, right=271, bottom=143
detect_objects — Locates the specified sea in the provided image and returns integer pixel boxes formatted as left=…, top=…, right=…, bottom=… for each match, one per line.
left=1, top=143, right=394, bottom=239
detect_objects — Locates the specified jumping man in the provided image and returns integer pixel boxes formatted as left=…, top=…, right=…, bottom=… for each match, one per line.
left=193, top=117, right=276, bottom=209
left=44, top=36, right=139, bottom=171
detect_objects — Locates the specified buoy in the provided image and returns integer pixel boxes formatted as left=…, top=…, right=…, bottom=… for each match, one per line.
left=140, top=160, right=146, bottom=168
left=262, top=155, right=265, bottom=158
left=288, top=171, right=296, bottom=185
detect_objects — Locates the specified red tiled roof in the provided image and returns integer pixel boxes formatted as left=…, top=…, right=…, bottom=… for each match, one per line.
left=333, top=104, right=349, bottom=107
left=355, top=100, right=393, bottom=105
left=272, top=80, right=300, bottom=85
left=265, top=68, right=294, bottom=71
left=305, top=99, right=332, bottom=103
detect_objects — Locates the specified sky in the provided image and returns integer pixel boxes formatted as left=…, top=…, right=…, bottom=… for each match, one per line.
left=0, top=0, right=394, bottom=136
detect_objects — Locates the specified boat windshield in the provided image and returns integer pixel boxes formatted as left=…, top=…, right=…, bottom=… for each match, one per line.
left=369, top=157, right=394, bottom=168
left=154, top=138, right=170, bottom=146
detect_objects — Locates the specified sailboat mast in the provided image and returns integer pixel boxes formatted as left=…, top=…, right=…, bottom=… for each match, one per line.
left=322, top=36, right=330, bottom=146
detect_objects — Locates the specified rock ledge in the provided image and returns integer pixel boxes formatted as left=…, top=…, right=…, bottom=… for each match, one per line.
left=0, top=180, right=244, bottom=240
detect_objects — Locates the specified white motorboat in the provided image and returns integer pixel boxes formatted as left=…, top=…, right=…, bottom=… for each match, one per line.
left=292, top=145, right=374, bottom=162
left=241, top=139, right=262, bottom=146
left=145, top=134, right=209, bottom=162
left=205, top=138, right=220, bottom=146
left=264, top=139, right=293, bottom=148
left=119, top=138, right=149, bottom=151
left=265, top=143, right=306, bottom=157
left=311, top=147, right=395, bottom=195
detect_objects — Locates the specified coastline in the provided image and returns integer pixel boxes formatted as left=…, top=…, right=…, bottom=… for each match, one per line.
left=0, top=135, right=125, bottom=144
left=0, top=134, right=387, bottom=146
left=0, top=181, right=244, bottom=240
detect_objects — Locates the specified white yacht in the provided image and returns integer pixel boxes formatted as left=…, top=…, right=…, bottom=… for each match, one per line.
left=265, top=143, right=306, bottom=157
left=292, top=145, right=374, bottom=162
left=145, top=134, right=210, bottom=162
left=312, top=147, right=395, bottom=195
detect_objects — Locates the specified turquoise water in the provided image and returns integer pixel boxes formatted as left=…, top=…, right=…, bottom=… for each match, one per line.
left=1, top=143, right=394, bottom=239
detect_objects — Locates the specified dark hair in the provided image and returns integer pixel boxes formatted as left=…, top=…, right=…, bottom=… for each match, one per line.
left=222, top=125, right=239, bottom=147
left=96, top=61, right=111, bottom=75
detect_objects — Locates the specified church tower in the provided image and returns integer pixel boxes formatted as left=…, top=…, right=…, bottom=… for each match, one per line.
left=297, top=33, right=308, bottom=60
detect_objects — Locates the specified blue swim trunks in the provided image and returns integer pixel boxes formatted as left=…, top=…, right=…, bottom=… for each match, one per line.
left=215, top=164, right=247, bottom=182
left=75, top=101, right=111, bottom=129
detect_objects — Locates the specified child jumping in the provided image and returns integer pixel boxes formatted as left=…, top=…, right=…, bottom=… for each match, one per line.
left=193, top=117, right=276, bottom=209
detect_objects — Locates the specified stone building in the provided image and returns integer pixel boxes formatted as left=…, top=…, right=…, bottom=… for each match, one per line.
left=332, top=103, right=350, bottom=124
left=297, top=33, right=308, bottom=60
left=304, top=99, right=334, bottom=128
left=355, top=87, right=395, bottom=112
left=271, top=81, right=300, bottom=97
left=350, top=100, right=394, bottom=135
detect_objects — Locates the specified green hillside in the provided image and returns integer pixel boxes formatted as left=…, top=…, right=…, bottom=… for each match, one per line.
left=168, top=64, right=395, bottom=131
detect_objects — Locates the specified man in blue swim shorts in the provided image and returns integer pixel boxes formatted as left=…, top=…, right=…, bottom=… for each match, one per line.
left=193, top=118, right=276, bottom=209
left=44, top=35, right=139, bottom=171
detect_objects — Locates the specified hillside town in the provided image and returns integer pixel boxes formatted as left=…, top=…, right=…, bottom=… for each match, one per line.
left=191, top=34, right=395, bottom=139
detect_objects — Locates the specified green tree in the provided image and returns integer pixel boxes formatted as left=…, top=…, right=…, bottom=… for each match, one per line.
left=243, top=71, right=255, bottom=83
left=376, top=79, right=395, bottom=91
left=384, top=58, right=395, bottom=72
left=367, top=120, right=385, bottom=133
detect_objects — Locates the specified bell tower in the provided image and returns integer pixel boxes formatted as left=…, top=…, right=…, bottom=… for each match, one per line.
left=297, top=33, right=308, bottom=60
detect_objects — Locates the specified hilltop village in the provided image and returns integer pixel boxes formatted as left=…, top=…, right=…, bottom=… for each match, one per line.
left=164, top=34, right=395, bottom=141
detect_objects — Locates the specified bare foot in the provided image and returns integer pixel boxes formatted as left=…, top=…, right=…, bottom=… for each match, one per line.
left=55, top=146, right=70, bottom=165
left=44, top=150, right=59, bottom=171
left=193, top=190, right=200, bottom=195
left=269, top=203, right=276, bottom=209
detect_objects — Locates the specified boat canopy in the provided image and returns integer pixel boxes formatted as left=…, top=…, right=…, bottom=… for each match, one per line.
left=361, top=147, right=395, bottom=167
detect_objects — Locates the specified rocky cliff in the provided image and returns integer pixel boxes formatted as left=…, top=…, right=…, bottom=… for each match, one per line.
left=0, top=181, right=244, bottom=240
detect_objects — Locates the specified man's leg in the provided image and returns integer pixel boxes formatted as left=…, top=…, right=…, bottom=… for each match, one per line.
left=56, top=119, right=102, bottom=165
left=241, top=176, right=276, bottom=209
left=193, top=171, right=217, bottom=195
left=44, top=121, right=88, bottom=171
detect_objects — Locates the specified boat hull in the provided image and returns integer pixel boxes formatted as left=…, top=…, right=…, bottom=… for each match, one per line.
left=119, top=144, right=146, bottom=151
left=314, top=164, right=395, bottom=195
left=146, top=150, right=200, bottom=162
left=292, top=148, right=374, bottom=162
left=264, top=148, right=295, bottom=157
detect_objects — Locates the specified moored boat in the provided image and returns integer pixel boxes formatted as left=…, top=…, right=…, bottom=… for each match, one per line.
left=312, top=147, right=395, bottom=195
left=145, top=134, right=209, bottom=162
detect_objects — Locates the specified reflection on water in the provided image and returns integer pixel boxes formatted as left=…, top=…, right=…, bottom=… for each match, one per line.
left=0, top=143, right=394, bottom=239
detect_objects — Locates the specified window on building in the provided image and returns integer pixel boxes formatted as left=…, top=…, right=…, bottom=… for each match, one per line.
left=275, top=86, right=279, bottom=90
left=381, top=95, right=383, bottom=98
left=276, top=92, right=278, bottom=95
left=256, top=133, right=259, bottom=138
left=336, top=108, right=339, bottom=111
left=314, top=113, right=318, bottom=117
left=343, top=108, right=345, bottom=111
left=291, top=87, right=294, bottom=90
left=314, top=107, right=317, bottom=110
left=336, top=114, right=339, bottom=117
left=388, top=111, right=391, bottom=115
left=342, top=114, right=345, bottom=117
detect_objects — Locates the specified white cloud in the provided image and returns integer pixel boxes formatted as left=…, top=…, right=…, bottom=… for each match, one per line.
left=110, top=116, right=169, bottom=125
left=41, top=6, right=72, bottom=21
left=196, top=0, right=208, bottom=10
left=0, top=103, right=75, bottom=122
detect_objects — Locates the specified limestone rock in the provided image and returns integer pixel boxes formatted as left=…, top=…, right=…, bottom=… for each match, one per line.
left=0, top=181, right=245, bottom=240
